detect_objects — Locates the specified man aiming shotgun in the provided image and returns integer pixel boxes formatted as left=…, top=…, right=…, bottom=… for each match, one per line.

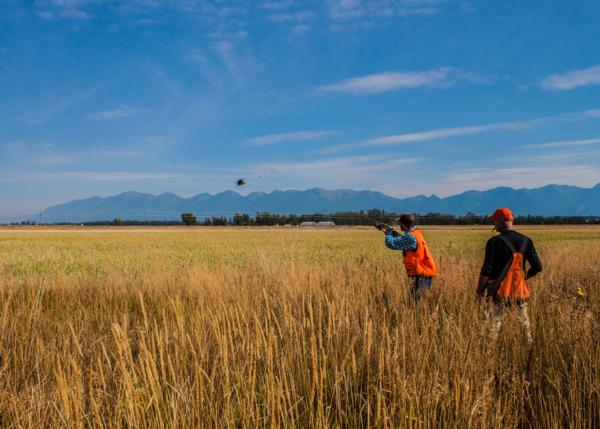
left=375, top=214, right=438, bottom=302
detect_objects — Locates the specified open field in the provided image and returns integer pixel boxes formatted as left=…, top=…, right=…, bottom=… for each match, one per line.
left=0, top=227, right=598, bottom=428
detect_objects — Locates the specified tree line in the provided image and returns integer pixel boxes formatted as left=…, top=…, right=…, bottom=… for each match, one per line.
left=9, top=209, right=599, bottom=226
left=183, top=209, right=600, bottom=226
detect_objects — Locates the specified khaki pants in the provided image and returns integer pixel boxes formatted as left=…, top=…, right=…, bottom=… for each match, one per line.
left=485, top=299, right=533, bottom=344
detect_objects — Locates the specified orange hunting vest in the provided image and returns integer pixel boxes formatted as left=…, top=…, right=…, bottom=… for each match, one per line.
left=403, top=229, right=438, bottom=277
left=496, top=235, right=530, bottom=299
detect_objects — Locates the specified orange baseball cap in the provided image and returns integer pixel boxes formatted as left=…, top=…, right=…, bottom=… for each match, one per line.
left=487, top=207, right=514, bottom=221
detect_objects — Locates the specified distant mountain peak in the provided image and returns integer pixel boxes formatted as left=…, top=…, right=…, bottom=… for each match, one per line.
left=37, top=184, right=600, bottom=223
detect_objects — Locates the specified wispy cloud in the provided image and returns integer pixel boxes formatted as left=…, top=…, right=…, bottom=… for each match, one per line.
left=0, top=171, right=181, bottom=184
left=29, top=154, right=79, bottom=166
left=397, top=7, right=440, bottom=16
left=274, top=155, right=419, bottom=172
left=261, top=0, right=295, bottom=10
left=266, top=9, right=316, bottom=32
left=443, top=164, right=600, bottom=192
left=92, top=150, right=146, bottom=158
left=247, top=155, right=422, bottom=189
left=16, top=85, right=102, bottom=124
left=323, top=109, right=600, bottom=152
left=3, top=144, right=145, bottom=165
left=267, top=10, right=315, bottom=22
left=328, top=0, right=443, bottom=21
left=530, top=150, right=600, bottom=162
left=210, top=41, right=239, bottom=78
left=87, top=105, right=142, bottom=121
left=316, top=68, right=484, bottom=95
left=59, top=8, right=92, bottom=19
left=245, top=130, right=339, bottom=146
left=522, top=137, right=600, bottom=148
left=0, top=140, right=27, bottom=151
left=36, top=3, right=92, bottom=20
left=207, top=35, right=260, bottom=85
left=541, top=65, right=600, bottom=91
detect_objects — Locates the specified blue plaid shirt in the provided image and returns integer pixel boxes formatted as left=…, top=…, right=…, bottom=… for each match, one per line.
left=385, top=227, right=418, bottom=252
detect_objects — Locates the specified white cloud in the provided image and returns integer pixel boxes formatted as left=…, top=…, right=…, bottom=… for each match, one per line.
left=7, top=147, right=146, bottom=168
left=530, top=150, right=600, bottom=161
left=291, top=24, right=311, bottom=34
left=30, top=154, right=79, bottom=166
left=92, top=150, right=146, bottom=158
left=316, top=68, right=483, bottom=95
left=58, top=8, right=91, bottom=19
left=0, top=171, right=181, bottom=183
left=15, top=85, right=102, bottom=124
left=265, top=9, right=316, bottom=33
left=188, top=49, right=208, bottom=64
left=522, top=137, right=600, bottom=148
left=209, top=40, right=249, bottom=82
left=398, top=7, right=439, bottom=16
left=36, top=0, right=93, bottom=20
left=581, top=109, right=600, bottom=118
left=0, top=140, right=27, bottom=150
left=401, top=0, right=446, bottom=4
left=267, top=10, right=315, bottom=22
left=328, top=0, right=443, bottom=21
left=245, top=130, right=339, bottom=146
left=443, top=164, right=600, bottom=193
left=242, top=155, right=422, bottom=191
left=87, top=105, right=142, bottom=121
left=323, top=109, right=600, bottom=152
left=460, top=2, right=475, bottom=13
left=541, top=65, right=600, bottom=91
left=261, top=0, right=295, bottom=10
left=36, top=11, right=55, bottom=19
left=258, top=155, right=418, bottom=172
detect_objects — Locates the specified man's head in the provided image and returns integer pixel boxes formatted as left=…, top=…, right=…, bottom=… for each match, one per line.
left=487, top=207, right=514, bottom=232
left=396, top=213, right=416, bottom=232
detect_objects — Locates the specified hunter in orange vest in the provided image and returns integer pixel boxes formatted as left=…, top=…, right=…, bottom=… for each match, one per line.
left=376, top=213, right=438, bottom=302
left=477, top=207, right=542, bottom=343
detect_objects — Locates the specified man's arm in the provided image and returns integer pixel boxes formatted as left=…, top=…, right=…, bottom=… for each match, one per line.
left=384, top=231, right=417, bottom=251
left=478, top=239, right=494, bottom=296
left=374, top=222, right=399, bottom=235
left=525, top=238, right=542, bottom=279
left=477, top=275, right=490, bottom=297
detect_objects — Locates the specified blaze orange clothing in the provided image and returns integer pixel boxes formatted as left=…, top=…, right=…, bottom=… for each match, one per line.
left=402, top=229, right=438, bottom=277
left=496, top=235, right=530, bottom=299
left=481, top=230, right=542, bottom=280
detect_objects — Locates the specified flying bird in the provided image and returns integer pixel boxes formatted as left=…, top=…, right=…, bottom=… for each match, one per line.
left=236, top=178, right=247, bottom=187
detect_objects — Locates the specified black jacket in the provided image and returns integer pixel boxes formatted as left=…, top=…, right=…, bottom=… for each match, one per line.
left=481, top=230, right=542, bottom=280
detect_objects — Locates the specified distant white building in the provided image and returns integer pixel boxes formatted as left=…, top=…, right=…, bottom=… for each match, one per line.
left=300, top=221, right=335, bottom=227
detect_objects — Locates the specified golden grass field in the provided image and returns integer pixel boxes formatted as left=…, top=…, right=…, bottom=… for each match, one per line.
left=0, top=226, right=598, bottom=428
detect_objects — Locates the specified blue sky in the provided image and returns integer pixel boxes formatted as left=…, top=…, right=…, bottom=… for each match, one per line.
left=2, top=0, right=600, bottom=217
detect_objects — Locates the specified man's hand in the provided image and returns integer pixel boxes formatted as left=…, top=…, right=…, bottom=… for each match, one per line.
left=477, top=275, right=492, bottom=298
left=374, top=222, right=402, bottom=237
left=374, top=222, right=393, bottom=233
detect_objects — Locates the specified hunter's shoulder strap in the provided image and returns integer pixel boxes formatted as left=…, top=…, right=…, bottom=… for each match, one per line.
left=496, top=234, right=529, bottom=284
left=498, top=234, right=517, bottom=253
left=495, top=234, right=517, bottom=284
left=519, top=236, right=529, bottom=253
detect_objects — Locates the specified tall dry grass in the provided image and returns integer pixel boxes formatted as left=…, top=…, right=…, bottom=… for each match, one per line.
left=0, top=227, right=598, bottom=428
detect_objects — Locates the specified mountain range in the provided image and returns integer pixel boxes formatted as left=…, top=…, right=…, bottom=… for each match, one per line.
left=33, top=183, right=600, bottom=223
